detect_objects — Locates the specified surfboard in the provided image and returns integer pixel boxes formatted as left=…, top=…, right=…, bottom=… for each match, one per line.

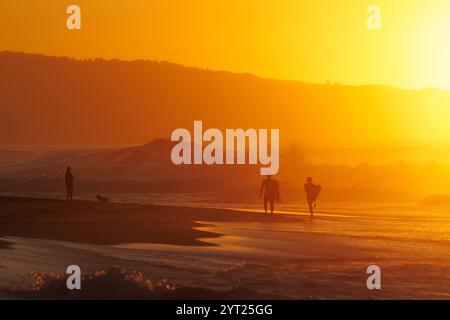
left=312, top=184, right=322, bottom=202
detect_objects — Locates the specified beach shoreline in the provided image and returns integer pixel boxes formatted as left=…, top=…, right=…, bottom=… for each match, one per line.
left=1, top=196, right=450, bottom=299
left=0, top=195, right=297, bottom=247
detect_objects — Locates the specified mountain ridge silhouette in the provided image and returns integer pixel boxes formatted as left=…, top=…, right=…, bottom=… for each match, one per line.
left=2, top=51, right=450, bottom=147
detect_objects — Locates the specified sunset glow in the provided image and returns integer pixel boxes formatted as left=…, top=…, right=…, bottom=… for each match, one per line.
left=1, top=0, right=450, bottom=90
left=2, top=0, right=450, bottom=303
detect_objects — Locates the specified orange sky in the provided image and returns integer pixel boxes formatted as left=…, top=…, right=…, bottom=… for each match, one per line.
left=1, top=0, right=450, bottom=90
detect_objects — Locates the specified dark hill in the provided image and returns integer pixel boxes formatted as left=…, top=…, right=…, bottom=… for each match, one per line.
left=2, top=51, right=450, bottom=147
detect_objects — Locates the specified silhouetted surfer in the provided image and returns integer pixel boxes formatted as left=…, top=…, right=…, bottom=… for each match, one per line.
left=304, top=177, right=321, bottom=217
left=260, top=175, right=281, bottom=214
left=65, top=166, right=74, bottom=201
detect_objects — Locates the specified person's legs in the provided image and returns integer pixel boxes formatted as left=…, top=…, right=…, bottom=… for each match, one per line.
left=270, top=198, right=275, bottom=214
left=308, top=200, right=314, bottom=217
left=263, top=196, right=268, bottom=213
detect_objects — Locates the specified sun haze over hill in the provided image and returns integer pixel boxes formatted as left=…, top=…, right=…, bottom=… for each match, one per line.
left=1, top=1, right=450, bottom=91
left=1, top=52, right=450, bottom=148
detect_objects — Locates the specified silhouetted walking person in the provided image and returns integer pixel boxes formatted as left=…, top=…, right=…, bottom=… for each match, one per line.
left=304, top=177, right=321, bottom=218
left=65, top=166, right=74, bottom=200
left=260, top=175, right=281, bottom=214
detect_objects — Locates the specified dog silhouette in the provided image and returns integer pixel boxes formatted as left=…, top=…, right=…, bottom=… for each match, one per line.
left=96, top=195, right=109, bottom=202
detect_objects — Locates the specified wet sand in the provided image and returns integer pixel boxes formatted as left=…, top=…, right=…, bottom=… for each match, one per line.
left=0, top=196, right=296, bottom=246
left=1, top=196, right=450, bottom=299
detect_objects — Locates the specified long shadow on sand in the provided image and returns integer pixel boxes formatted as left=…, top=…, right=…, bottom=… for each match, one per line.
left=0, top=196, right=296, bottom=247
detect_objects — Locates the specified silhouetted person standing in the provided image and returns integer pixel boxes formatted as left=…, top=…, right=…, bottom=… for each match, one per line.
left=260, top=175, right=281, bottom=214
left=304, top=177, right=321, bottom=218
left=65, top=167, right=74, bottom=201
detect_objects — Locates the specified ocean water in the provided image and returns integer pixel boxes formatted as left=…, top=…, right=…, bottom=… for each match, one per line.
left=1, top=192, right=450, bottom=299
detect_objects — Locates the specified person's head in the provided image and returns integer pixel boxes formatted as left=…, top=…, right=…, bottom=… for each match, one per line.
left=307, top=176, right=312, bottom=183
left=66, top=166, right=71, bottom=173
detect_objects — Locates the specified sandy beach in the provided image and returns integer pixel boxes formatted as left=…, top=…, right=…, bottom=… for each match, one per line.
left=0, top=195, right=449, bottom=299
left=0, top=196, right=299, bottom=245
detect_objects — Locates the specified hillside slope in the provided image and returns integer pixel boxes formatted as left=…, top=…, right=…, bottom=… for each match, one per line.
left=2, top=51, right=450, bottom=147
